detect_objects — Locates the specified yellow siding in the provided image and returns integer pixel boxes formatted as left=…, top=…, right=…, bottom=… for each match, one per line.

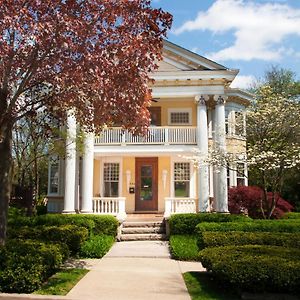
left=151, top=99, right=197, bottom=126
left=122, top=157, right=135, bottom=213
left=158, top=157, right=171, bottom=212
left=93, top=159, right=100, bottom=197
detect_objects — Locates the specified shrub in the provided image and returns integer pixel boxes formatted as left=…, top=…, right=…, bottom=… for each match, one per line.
left=0, top=240, right=67, bottom=293
left=169, top=235, right=199, bottom=261
left=199, top=231, right=300, bottom=250
left=8, top=225, right=88, bottom=255
left=282, top=212, right=300, bottom=219
left=199, top=245, right=300, bottom=293
left=228, top=186, right=293, bottom=219
left=169, top=213, right=251, bottom=235
left=80, top=235, right=115, bottom=258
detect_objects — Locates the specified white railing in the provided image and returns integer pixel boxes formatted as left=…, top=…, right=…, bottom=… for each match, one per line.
left=164, top=197, right=197, bottom=217
left=94, top=126, right=197, bottom=145
left=93, top=197, right=126, bottom=218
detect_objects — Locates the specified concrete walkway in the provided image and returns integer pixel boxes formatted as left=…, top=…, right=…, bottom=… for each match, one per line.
left=67, top=241, right=205, bottom=300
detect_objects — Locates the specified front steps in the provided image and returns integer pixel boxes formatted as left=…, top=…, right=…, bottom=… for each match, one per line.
left=119, top=220, right=167, bottom=241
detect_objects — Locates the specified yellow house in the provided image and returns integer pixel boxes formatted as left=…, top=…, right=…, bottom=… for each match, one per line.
left=47, top=40, right=252, bottom=219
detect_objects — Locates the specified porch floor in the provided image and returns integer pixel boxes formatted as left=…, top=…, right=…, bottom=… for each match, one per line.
left=125, top=213, right=164, bottom=222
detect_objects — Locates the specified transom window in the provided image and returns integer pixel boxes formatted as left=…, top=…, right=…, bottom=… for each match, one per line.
left=174, top=162, right=190, bottom=197
left=103, top=163, right=119, bottom=197
left=168, top=108, right=192, bottom=125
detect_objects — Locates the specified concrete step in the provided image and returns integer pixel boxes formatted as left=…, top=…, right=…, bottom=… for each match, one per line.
left=121, top=227, right=165, bottom=234
left=120, top=233, right=167, bottom=241
left=123, top=221, right=165, bottom=228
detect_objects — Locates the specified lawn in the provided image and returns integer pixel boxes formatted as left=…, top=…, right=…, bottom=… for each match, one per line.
left=33, top=268, right=89, bottom=295
left=183, top=272, right=240, bottom=300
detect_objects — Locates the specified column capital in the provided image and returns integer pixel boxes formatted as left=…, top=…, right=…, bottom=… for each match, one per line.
left=195, top=95, right=209, bottom=106
left=213, top=95, right=228, bottom=105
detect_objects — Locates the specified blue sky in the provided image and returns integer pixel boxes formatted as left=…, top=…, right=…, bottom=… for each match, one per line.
left=152, top=0, right=300, bottom=89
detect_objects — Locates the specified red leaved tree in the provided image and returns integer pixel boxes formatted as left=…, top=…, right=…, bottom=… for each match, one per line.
left=0, top=0, right=172, bottom=245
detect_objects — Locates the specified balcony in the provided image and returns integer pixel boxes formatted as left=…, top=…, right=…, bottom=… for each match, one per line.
left=94, top=126, right=197, bottom=146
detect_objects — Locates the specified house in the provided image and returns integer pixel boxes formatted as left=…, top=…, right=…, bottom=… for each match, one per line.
left=47, top=40, right=252, bottom=219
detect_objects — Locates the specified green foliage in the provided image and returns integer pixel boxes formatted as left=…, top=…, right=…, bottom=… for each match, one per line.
left=34, top=268, right=89, bottom=295
left=80, top=235, right=114, bottom=258
left=8, top=225, right=88, bottom=255
left=169, top=213, right=251, bottom=235
left=282, top=212, right=300, bottom=219
left=169, top=235, right=199, bottom=261
left=199, top=231, right=300, bottom=250
left=199, top=245, right=300, bottom=293
left=0, top=240, right=67, bottom=293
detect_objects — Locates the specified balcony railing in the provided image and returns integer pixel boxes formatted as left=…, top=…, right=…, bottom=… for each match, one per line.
left=94, top=126, right=197, bottom=145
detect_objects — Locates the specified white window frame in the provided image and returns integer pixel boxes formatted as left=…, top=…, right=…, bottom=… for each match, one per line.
left=170, top=157, right=195, bottom=198
left=48, top=155, right=60, bottom=196
left=100, top=157, right=123, bottom=198
left=168, top=108, right=192, bottom=126
left=236, top=162, right=246, bottom=186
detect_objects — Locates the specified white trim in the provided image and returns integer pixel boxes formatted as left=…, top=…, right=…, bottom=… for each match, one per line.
left=100, top=157, right=123, bottom=198
left=168, top=108, right=192, bottom=125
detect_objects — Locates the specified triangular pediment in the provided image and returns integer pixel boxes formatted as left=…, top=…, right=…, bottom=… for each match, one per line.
left=158, top=40, right=228, bottom=72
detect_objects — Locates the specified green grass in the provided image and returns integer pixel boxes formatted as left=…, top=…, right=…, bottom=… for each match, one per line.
left=33, top=268, right=88, bottom=295
left=169, top=235, right=200, bottom=261
left=183, top=272, right=240, bottom=300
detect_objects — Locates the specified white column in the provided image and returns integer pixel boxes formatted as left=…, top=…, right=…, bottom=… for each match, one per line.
left=81, top=132, right=94, bottom=213
left=63, top=113, right=77, bottom=213
left=214, top=95, right=228, bottom=212
left=195, top=95, right=210, bottom=212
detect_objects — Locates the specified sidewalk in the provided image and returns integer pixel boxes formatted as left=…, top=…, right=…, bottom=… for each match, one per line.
left=67, top=241, right=205, bottom=300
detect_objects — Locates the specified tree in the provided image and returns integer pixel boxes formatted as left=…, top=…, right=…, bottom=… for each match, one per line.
left=0, top=0, right=172, bottom=245
left=247, top=86, right=300, bottom=218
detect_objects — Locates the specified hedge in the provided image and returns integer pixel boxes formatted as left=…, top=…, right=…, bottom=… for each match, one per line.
left=199, top=231, right=300, bottom=250
left=282, top=212, right=300, bottom=219
left=8, top=224, right=88, bottom=255
left=199, top=245, right=300, bottom=293
left=0, top=240, right=67, bottom=293
left=9, top=214, right=118, bottom=236
left=169, top=213, right=251, bottom=235
left=169, top=235, right=199, bottom=261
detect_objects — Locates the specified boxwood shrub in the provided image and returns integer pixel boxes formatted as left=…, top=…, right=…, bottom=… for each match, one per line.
left=8, top=224, right=88, bottom=255
left=169, top=213, right=251, bottom=235
left=199, top=245, right=300, bottom=293
left=169, top=235, right=199, bottom=261
left=199, top=231, right=300, bottom=250
left=0, top=240, right=67, bottom=293
left=80, top=235, right=115, bottom=258
left=282, top=212, right=300, bottom=219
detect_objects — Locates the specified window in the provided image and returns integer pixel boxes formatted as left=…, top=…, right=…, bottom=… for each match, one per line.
left=174, top=162, right=190, bottom=197
left=235, top=112, right=245, bottom=137
left=225, top=110, right=230, bottom=135
left=49, top=156, right=59, bottom=194
left=227, top=163, right=231, bottom=188
left=168, top=108, right=192, bottom=125
left=237, top=163, right=245, bottom=186
left=103, top=163, right=119, bottom=197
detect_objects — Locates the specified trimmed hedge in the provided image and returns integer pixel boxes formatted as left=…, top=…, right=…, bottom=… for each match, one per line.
left=0, top=240, right=67, bottom=293
left=199, top=231, right=300, bottom=250
left=8, top=214, right=118, bottom=236
left=199, top=245, right=300, bottom=293
left=169, top=235, right=199, bottom=261
left=80, top=235, right=115, bottom=258
left=196, top=220, right=300, bottom=248
left=8, top=224, right=88, bottom=255
left=282, top=212, right=300, bottom=219
left=169, top=213, right=251, bottom=235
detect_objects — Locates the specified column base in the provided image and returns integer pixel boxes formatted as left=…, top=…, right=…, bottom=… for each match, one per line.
left=62, top=210, right=76, bottom=214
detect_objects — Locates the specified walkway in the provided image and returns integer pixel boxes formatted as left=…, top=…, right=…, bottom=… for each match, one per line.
left=67, top=241, right=205, bottom=300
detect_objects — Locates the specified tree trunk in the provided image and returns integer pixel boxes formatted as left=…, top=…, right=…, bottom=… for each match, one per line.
left=0, top=123, right=13, bottom=246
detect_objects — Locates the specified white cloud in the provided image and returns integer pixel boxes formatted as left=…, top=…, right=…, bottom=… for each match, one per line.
left=174, top=0, right=300, bottom=61
left=231, top=75, right=256, bottom=89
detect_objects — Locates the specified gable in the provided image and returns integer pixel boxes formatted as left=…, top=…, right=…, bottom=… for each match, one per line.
left=157, top=58, right=194, bottom=72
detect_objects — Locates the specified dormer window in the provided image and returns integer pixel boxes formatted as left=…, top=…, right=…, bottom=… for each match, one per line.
left=168, top=108, right=192, bottom=125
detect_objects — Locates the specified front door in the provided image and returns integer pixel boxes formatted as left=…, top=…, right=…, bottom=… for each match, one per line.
left=135, top=157, right=158, bottom=211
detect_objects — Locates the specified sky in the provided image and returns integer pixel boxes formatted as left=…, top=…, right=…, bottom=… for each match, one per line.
left=152, top=0, right=300, bottom=89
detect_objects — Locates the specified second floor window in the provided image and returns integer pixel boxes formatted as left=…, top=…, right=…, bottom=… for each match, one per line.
left=168, top=108, right=192, bottom=125
left=174, top=162, right=190, bottom=197
left=103, top=163, right=119, bottom=197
